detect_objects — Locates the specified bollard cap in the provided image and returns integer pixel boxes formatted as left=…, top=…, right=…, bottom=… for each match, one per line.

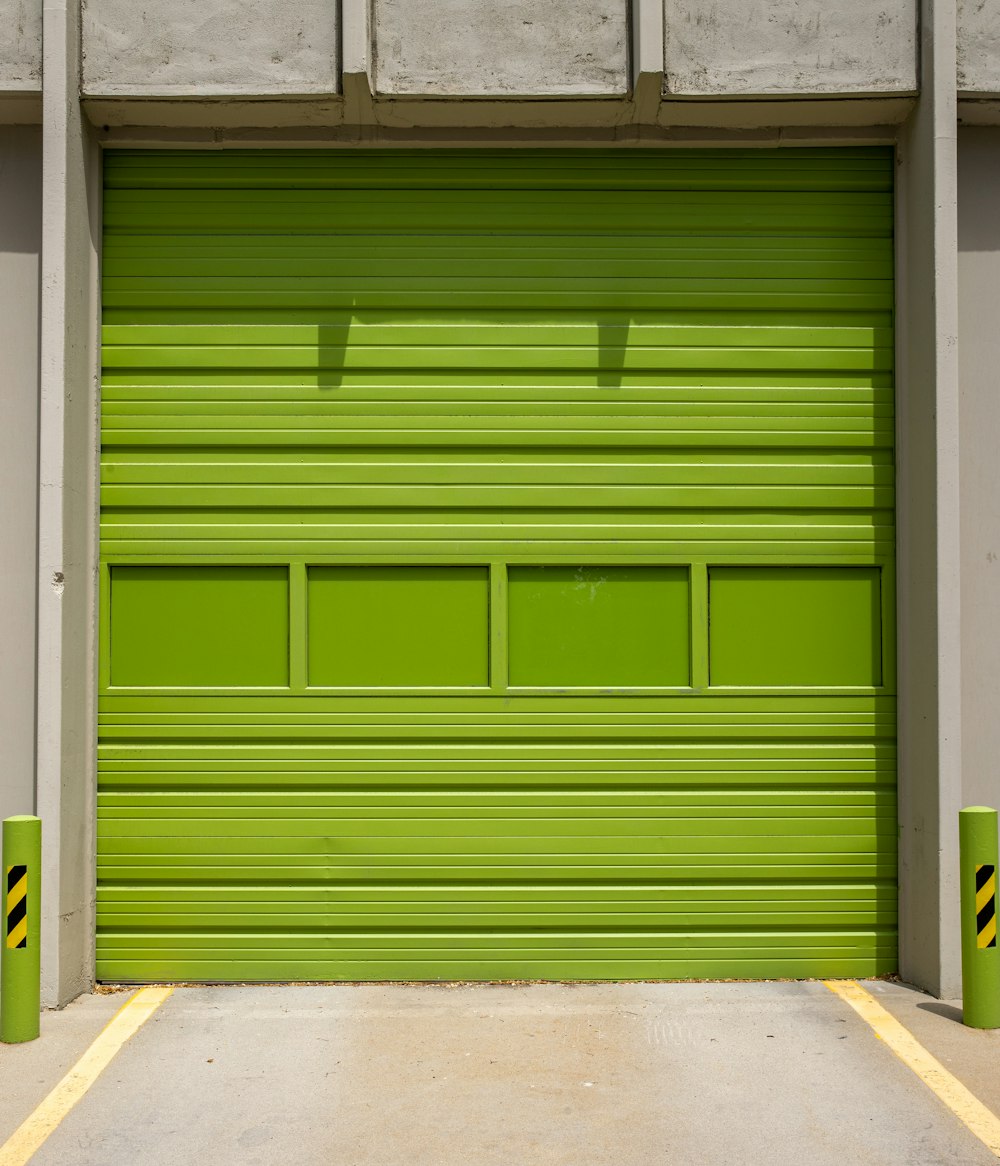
left=960, top=806, right=998, bottom=816
left=2, top=816, right=41, bottom=842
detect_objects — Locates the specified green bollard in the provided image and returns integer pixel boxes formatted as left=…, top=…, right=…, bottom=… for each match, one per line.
left=1, top=816, right=41, bottom=1043
left=959, top=806, right=1000, bottom=1029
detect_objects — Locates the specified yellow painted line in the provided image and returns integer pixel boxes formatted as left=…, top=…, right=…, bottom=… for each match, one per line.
left=0, top=986, right=173, bottom=1166
left=825, top=980, right=1000, bottom=1158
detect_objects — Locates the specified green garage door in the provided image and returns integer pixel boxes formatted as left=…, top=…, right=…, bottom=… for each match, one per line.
left=98, top=149, right=896, bottom=982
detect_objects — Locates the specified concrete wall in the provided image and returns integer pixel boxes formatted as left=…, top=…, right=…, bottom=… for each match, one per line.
left=958, top=127, right=1000, bottom=812
left=0, top=0, right=42, bottom=91
left=0, top=125, right=41, bottom=824
left=663, top=0, right=917, bottom=95
left=373, top=0, right=628, bottom=96
left=81, top=0, right=340, bottom=95
left=958, top=0, right=1000, bottom=95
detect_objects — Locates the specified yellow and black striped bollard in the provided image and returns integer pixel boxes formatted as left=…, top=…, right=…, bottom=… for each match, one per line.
left=1, top=815, right=41, bottom=1043
left=960, top=806, right=1000, bottom=1029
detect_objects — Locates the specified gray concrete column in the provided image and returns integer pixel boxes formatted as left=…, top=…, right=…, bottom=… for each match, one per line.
left=895, top=0, right=963, bottom=998
left=37, top=0, right=101, bottom=1007
left=633, top=0, right=664, bottom=122
left=342, top=0, right=375, bottom=124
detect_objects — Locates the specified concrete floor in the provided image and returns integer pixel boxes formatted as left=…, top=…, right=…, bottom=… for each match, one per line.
left=0, top=990, right=126, bottom=1146
left=867, top=979, right=1000, bottom=1121
left=2, top=981, right=998, bottom=1165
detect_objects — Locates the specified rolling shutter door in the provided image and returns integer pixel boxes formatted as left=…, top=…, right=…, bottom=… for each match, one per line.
left=98, top=148, right=896, bottom=981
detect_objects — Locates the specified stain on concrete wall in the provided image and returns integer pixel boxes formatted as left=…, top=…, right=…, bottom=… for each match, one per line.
left=374, top=0, right=628, bottom=96
left=664, top=0, right=917, bottom=95
left=82, top=0, right=339, bottom=95
left=959, top=0, right=1000, bottom=94
left=0, top=0, right=42, bottom=90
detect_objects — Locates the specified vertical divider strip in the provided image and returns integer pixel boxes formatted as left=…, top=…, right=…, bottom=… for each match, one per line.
left=690, top=562, right=709, bottom=691
left=289, top=561, right=308, bottom=692
left=879, top=559, right=897, bottom=693
left=98, top=563, right=112, bottom=691
left=489, top=561, right=508, bottom=692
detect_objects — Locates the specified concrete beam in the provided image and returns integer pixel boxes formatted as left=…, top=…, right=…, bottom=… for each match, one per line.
left=657, top=96, right=914, bottom=129
left=371, top=0, right=629, bottom=97
left=0, top=0, right=42, bottom=92
left=83, top=94, right=915, bottom=136
left=0, top=92, right=41, bottom=123
left=96, top=123, right=902, bottom=151
left=81, top=0, right=340, bottom=97
left=958, top=99, right=1000, bottom=127
left=958, top=0, right=1000, bottom=97
left=663, top=0, right=918, bottom=96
